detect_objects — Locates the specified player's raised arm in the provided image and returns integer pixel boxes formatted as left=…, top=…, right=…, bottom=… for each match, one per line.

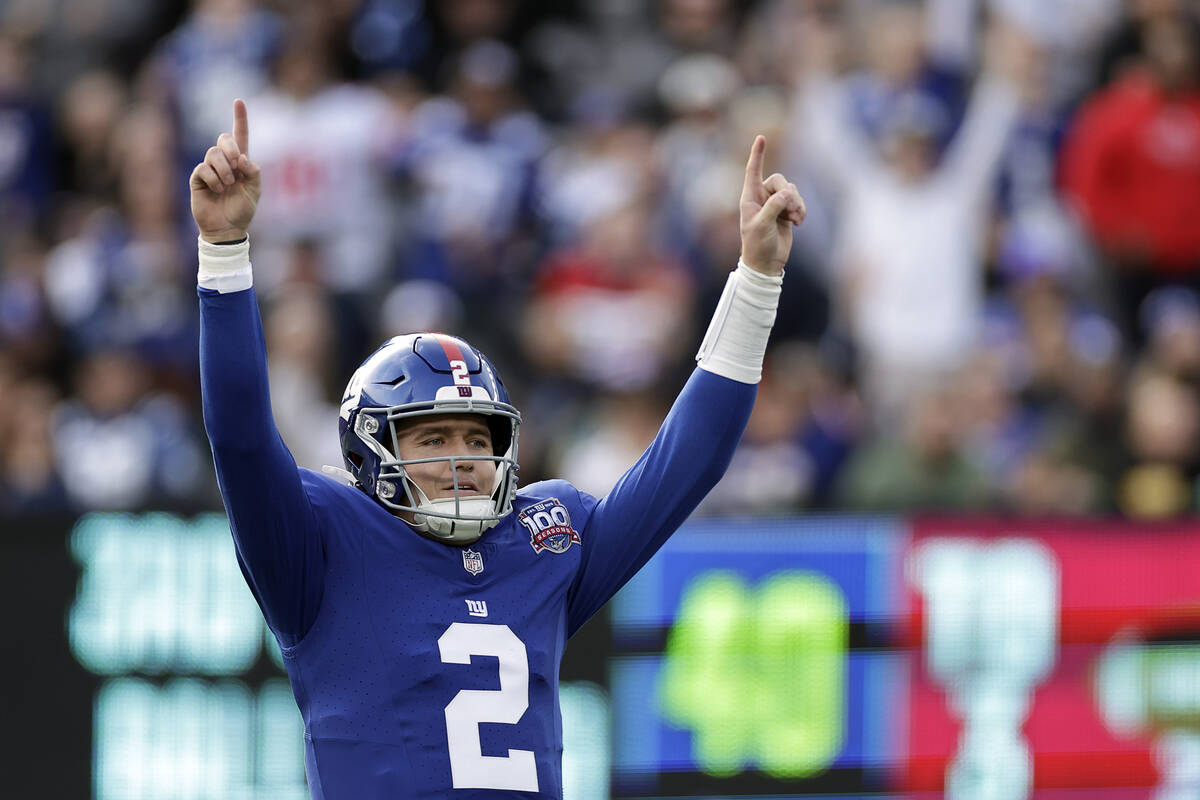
left=567, top=137, right=805, bottom=633
left=195, top=100, right=323, bottom=646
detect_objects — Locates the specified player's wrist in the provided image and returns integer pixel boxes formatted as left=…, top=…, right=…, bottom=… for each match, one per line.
left=199, top=227, right=249, bottom=245
left=737, top=257, right=785, bottom=282
left=695, top=262, right=782, bottom=384
left=197, top=234, right=253, bottom=294
left=737, top=253, right=784, bottom=277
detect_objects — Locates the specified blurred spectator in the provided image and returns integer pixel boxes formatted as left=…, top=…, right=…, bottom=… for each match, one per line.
left=0, top=232, right=58, bottom=372
left=1094, top=0, right=1197, bottom=88
left=0, top=375, right=66, bottom=513
left=1006, top=442, right=1107, bottom=515
left=658, top=0, right=739, bottom=57
left=1116, top=366, right=1200, bottom=518
left=147, top=0, right=282, bottom=163
left=520, top=196, right=694, bottom=393
left=840, top=0, right=975, bottom=153
left=51, top=349, right=206, bottom=510
left=42, top=103, right=196, bottom=375
left=528, top=0, right=739, bottom=123
left=981, top=212, right=1127, bottom=511
left=547, top=390, right=665, bottom=499
left=1061, top=9, right=1200, bottom=334
left=526, top=0, right=679, bottom=120
left=837, top=383, right=993, bottom=512
left=247, top=25, right=401, bottom=298
left=378, top=278, right=465, bottom=339
left=794, top=18, right=1027, bottom=421
left=655, top=53, right=743, bottom=246
left=0, top=36, right=53, bottom=227
left=55, top=68, right=126, bottom=199
left=428, top=0, right=517, bottom=69
left=397, top=39, right=547, bottom=317
left=263, top=284, right=343, bottom=471
left=347, top=0, right=434, bottom=78
left=992, top=46, right=1069, bottom=222
left=1, top=0, right=170, bottom=96
left=536, top=118, right=658, bottom=246
left=1139, top=285, right=1200, bottom=381
left=702, top=343, right=862, bottom=514
left=990, top=0, right=1123, bottom=106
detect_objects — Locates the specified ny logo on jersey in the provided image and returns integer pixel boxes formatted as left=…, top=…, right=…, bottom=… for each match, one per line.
left=519, top=498, right=581, bottom=554
left=462, top=548, right=484, bottom=576
left=465, top=599, right=488, bottom=617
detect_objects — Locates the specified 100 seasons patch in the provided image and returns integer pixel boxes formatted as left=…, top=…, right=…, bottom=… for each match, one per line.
left=519, top=498, right=581, bottom=554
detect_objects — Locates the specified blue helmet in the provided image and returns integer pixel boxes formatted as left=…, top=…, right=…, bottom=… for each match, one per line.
left=338, top=333, right=520, bottom=544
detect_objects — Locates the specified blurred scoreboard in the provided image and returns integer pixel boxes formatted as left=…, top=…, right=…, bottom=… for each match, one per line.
left=6, top=511, right=1200, bottom=798
left=609, top=516, right=1200, bottom=799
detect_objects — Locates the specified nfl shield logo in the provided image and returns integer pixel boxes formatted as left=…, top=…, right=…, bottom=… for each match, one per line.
left=462, top=548, right=484, bottom=576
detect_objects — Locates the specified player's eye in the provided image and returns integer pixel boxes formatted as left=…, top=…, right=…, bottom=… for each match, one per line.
left=468, top=438, right=489, bottom=449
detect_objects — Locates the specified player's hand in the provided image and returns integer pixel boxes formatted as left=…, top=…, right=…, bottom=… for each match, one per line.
left=739, top=136, right=805, bottom=276
left=190, top=98, right=262, bottom=243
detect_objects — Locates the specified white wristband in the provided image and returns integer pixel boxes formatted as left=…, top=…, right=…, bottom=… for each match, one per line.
left=695, top=261, right=782, bottom=384
left=197, top=235, right=253, bottom=293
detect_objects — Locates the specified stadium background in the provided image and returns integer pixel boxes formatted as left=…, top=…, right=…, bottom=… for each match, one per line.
left=4, top=0, right=1200, bottom=797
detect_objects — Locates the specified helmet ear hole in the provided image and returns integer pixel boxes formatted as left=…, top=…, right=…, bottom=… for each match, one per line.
left=347, top=452, right=363, bottom=469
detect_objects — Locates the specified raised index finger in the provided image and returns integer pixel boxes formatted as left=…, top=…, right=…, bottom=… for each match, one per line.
left=742, top=135, right=766, bottom=199
left=233, top=98, right=249, bottom=156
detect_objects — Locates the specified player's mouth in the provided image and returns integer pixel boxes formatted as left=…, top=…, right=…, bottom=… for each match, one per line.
left=446, top=482, right=479, bottom=494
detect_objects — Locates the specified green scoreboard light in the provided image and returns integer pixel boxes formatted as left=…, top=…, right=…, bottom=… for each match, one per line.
left=658, top=570, right=848, bottom=779
left=608, top=517, right=907, bottom=796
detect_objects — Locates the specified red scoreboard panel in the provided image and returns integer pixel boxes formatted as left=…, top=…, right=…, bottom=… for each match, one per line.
left=903, top=518, right=1200, bottom=797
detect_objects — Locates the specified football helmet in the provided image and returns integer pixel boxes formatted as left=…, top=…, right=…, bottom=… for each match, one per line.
left=338, top=333, right=520, bottom=544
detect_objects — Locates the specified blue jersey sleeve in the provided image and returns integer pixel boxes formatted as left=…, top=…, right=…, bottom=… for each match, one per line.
left=566, top=368, right=754, bottom=635
left=200, top=286, right=324, bottom=646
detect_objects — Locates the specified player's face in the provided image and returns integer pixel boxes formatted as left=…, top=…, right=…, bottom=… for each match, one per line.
left=394, top=414, right=498, bottom=502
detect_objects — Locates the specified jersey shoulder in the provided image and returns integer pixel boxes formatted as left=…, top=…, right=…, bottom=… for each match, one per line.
left=298, top=467, right=384, bottom=524
left=515, top=478, right=590, bottom=506
left=513, top=479, right=599, bottom=525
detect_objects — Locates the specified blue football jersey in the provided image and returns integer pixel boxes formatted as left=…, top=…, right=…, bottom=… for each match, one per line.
left=199, top=286, right=755, bottom=798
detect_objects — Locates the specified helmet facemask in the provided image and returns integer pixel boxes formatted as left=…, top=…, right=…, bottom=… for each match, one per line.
left=349, top=396, right=520, bottom=545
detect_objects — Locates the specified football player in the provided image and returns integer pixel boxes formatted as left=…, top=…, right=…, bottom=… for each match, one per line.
left=192, top=99, right=805, bottom=798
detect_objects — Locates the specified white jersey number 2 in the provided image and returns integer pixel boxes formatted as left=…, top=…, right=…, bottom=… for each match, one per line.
left=437, top=622, right=539, bottom=791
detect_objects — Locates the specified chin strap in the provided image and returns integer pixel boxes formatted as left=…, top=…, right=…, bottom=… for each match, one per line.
left=412, top=497, right=499, bottom=544
left=396, top=478, right=498, bottom=544
left=321, top=465, right=357, bottom=486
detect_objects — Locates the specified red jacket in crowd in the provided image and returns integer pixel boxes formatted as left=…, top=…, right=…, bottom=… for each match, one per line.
left=1062, top=72, right=1200, bottom=273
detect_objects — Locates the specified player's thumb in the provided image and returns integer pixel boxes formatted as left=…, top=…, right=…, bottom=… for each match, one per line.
left=240, top=156, right=261, bottom=179
left=237, top=155, right=262, bottom=186
left=237, top=156, right=263, bottom=201
left=754, top=190, right=792, bottom=228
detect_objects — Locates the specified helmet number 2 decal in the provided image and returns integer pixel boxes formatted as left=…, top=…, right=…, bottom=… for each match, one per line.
left=450, top=359, right=470, bottom=386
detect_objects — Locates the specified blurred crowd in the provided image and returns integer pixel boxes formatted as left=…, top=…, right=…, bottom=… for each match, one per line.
left=2, top=0, right=1200, bottom=519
